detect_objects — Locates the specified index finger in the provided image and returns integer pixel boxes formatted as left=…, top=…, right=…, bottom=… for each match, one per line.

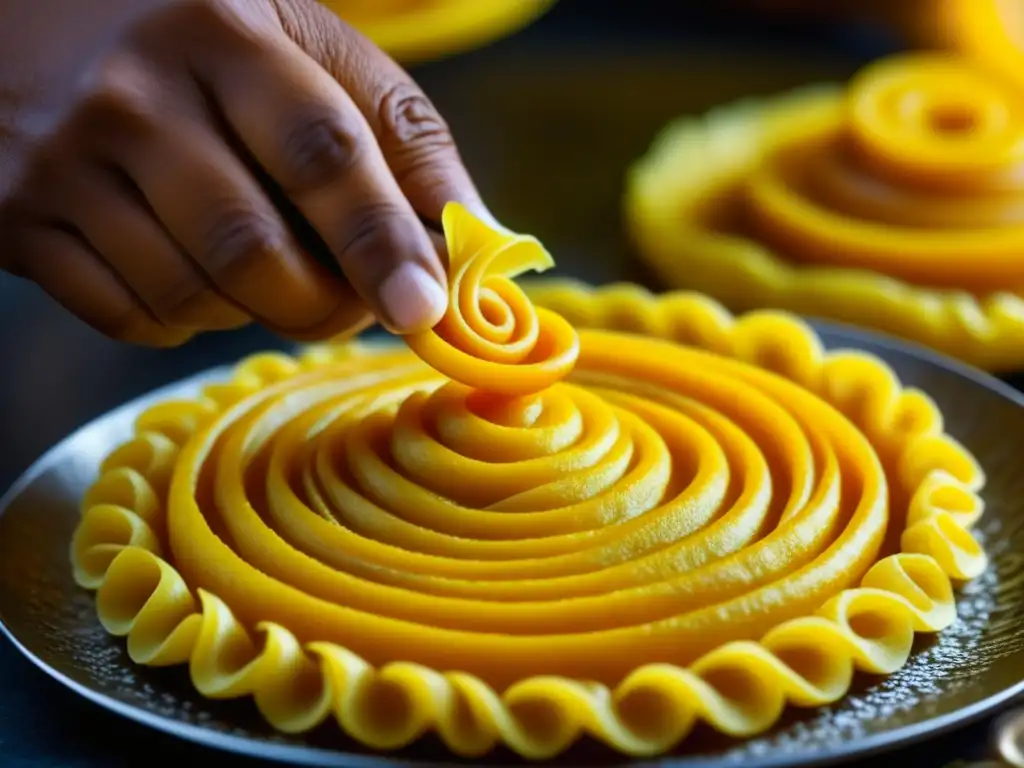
left=272, top=0, right=493, bottom=226
left=194, top=17, right=448, bottom=334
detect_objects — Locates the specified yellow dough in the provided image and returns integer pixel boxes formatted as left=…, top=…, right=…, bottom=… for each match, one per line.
left=71, top=205, right=987, bottom=759
left=318, top=0, right=557, bottom=63
left=626, top=52, right=1024, bottom=372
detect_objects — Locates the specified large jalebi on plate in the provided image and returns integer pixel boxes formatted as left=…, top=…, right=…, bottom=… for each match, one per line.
left=626, top=51, right=1024, bottom=372
left=70, top=204, right=987, bottom=760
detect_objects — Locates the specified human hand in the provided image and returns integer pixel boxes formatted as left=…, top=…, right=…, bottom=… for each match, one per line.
left=0, top=0, right=485, bottom=345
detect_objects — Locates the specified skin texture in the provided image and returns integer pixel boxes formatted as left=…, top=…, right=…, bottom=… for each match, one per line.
left=0, top=0, right=488, bottom=345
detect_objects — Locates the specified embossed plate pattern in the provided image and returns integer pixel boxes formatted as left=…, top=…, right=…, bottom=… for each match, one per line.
left=1, top=321, right=1024, bottom=767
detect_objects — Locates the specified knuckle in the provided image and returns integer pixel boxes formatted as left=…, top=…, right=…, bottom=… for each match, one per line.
left=82, top=300, right=173, bottom=347
left=162, top=289, right=248, bottom=330
left=76, top=55, right=157, bottom=136
left=270, top=0, right=352, bottom=71
left=147, top=276, right=208, bottom=324
left=200, top=206, right=285, bottom=279
left=339, top=201, right=406, bottom=256
left=378, top=83, right=453, bottom=154
left=280, top=109, right=362, bottom=192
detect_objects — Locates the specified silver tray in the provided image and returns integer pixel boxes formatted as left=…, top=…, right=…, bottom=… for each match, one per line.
left=2, top=322, right=1024, bottom=767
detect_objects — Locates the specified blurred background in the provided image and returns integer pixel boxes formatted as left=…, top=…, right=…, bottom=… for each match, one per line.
left=0, top=1, right=1016, bottom=765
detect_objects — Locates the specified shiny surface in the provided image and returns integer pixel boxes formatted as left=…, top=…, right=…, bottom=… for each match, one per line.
left=3, top=322, right=1024, bottom=767
left=0, top=3, right=1019, bottom=766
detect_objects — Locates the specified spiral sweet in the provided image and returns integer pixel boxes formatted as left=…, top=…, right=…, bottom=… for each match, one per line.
left=626, top=52, right=1024, bottom=371
left=317, top=0, right=557, bottom=63
left=70, top=206, right=987, bottom=760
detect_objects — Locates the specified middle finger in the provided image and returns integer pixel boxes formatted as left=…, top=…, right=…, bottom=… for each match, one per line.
left=98, top=100, right=358, bottom=335
left=197, top=31, right=448, bottom=333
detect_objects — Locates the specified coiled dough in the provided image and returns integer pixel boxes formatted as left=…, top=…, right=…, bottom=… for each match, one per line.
left=71, top=205, right=987, bottom=759
left=626, top=52, right=1024, bottom=371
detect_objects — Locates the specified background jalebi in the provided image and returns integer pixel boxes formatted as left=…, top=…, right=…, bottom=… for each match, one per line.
left=729, top=0, right=1024, bottom=78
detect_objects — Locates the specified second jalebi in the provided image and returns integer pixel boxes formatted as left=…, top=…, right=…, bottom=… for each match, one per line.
left=627, top=52, right=1024, bottom=371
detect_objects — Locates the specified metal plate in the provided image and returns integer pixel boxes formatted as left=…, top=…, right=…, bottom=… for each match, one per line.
left=2, top=321, right=1024, bottom=768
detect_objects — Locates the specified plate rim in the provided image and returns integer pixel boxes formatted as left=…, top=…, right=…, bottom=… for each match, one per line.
left=2, top=319, right=1024, bottom=768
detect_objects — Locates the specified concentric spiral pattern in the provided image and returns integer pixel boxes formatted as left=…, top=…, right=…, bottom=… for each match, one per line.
left=627, top=52, right=1024, bottom=371
left=70, top=208, right=988, bottom=760
left=406, top=202, right=579, bottom=394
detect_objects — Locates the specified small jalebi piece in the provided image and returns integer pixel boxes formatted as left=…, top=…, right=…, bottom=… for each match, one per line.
left=626, top=51, right=1024, bottom=371
left=406, top=202, right=579, bottom=394
left=318, top=0, right=557, bottom=63
left=70, top=205, right=987, bottom=760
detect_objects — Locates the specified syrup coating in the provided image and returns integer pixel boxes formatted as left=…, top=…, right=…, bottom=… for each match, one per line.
left=626, top=52, right=1024, bottom=371
left=71, top=207, right=987, bottom=759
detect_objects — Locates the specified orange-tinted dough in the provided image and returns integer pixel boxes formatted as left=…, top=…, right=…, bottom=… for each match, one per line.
left=626, top=52, right=1024, bottom=371
left=71, top=206, right=986, bottom=759
left=318, top=0, right=557, bottom=63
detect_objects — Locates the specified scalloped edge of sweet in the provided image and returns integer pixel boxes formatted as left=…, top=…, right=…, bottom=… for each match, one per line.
left=623, top=85, right=1024, bottom=373
left=71, top=289, right=988, bottom=760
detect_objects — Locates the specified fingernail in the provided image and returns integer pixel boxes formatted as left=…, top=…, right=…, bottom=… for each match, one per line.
left=379, top=262, right=448, bottom=334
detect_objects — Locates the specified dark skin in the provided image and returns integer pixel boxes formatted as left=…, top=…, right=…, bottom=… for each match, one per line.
left=0, top=0, right=491, bottom=345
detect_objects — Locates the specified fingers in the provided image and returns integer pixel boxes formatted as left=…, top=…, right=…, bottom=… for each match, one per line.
left=199, top=24, right=448, bottom=333
left=11, top=224, right=190, bottom=347
left=101, top=99, right=357, bottom=336
left=38, top=160, right=248, bottom=332
left=274, top=0, right=490, bottom=226
left=2, top=0, right=471, bottom=347
left=56, top=43, right=362, bottom=341
left=63, top=33, right=375, bottom=343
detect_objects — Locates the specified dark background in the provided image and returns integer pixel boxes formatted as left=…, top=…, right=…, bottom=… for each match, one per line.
left=0, top=2, right=1009, bottom=765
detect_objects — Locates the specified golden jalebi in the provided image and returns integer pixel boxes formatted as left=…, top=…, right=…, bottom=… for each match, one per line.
left=70, top=204, right=987, bottom=759
left=626, top=52, right=1024, bottom=371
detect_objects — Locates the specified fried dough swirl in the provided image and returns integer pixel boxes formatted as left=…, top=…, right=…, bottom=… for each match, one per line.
left=71, top=206, right=986, bottom=759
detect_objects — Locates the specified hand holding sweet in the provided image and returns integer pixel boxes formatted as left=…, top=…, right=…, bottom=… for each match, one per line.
left=0, top=0, right=488, bottom=344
